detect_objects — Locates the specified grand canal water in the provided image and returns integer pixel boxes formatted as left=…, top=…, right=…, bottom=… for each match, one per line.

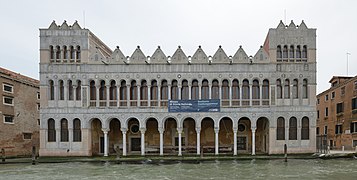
left=1, top=159, right=356, bottom=180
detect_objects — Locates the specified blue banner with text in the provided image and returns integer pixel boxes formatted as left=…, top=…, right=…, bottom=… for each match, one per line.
left=168, top=99, right=220, bottom=113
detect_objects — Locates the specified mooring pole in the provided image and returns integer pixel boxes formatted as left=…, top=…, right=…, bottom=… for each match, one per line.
left=32, top=146, right=36, bottom=165
left=284, top=144, right=287, bottom=162
left=1, top=148, right=5, bottom=163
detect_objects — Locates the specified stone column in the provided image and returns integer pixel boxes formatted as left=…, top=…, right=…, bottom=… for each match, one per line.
left=140, top=128, right=146, bottom=156
left=96, top=85, right=100, bottom=107
left=209, top=83, right=212, bottom=99
left=137, top=85, right=141, bottom=107
left=106, top=85, right=110, bottom=107
left=215, top=128, right=219, bottom=155
left=158, top=84, right=161, bottom=107
left=64, top=83, right=68, bottom=101
left=168, top=84, right=171, bottom=100
left=178, top=128, right=183, bottom=156
left=102, top=129, right=109, bottom=157
left=233, top=128, right=238, bottom=155
left=188, top=84, right=192, bottom=100
left=116, top=85, right=120, bottom=107
left=121, top=128, right=127, bottom=156
left=251, top=127, right=256, bottom=155
left=249, top=84, right=252, bottom=106
left=259, top=84, right=263, bottom=106
left=159, top=128, right=164, bottom=156
left=148, top=85, right=151, bottom=107
left=73, top=85, right=77, bottom=103
left=239, top=85, right=242, bottom=106
left=229, top=83, right=232, bottom=106
left=196, top=127, right=201, bottom=155
left=54, top=84, right=58, bottom=102
left=126, top=85, right=130, bottom=107
left=198, top=83, right=202, bottom=99
left=178, top=85, right=182, bottom=100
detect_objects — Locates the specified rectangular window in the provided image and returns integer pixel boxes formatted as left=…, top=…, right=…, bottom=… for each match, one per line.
left=4, top=115, right=14, bottom=124
left=325, top=94, right=328, bottom=101
left=317, top=98, right=320, bottom=104
left=352, top=98, right=357, bottom=110
left=316, top=127, right=320, bottom=135
left=3, top=83, right=13, bottom=93
left=37, top=103, right=40, bottom=111
left=351, top=122, right=357, bottom=133
left=336, top=102, right=344, bottom=114
left=37, top=92, right=40, bottom=100
left=3, top=96, right=14, bottom=106
left=335, top=125, right=342, bottom=134
left=331, top=92, right=335, bottom=99
left=23, top=133, right=32, bottom=140
left=324, top=126, right=328, bottom=134
left=325, top=107, right=328, bottom=117
left=317, top=110, right=320, bottom=119
left=341, top=87, right=345, bottom=96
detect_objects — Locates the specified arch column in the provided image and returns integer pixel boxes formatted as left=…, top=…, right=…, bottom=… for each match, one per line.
left=239, top=85, right=242, bottom=106
left=209, top=84, right=212, bottom=99
left=198, top=83, right=202, bottom=99
left=177, top=128, right=183, bottom=156
left=116, top=85, right=120, bottom=107
left=102, top=128, right=109, bottom=156
left=251, top=127, right=256, bottom=155
left=159, top=128, right=164, bottom=156
left=196, top=127, right=201, bottom=155
left=214, top=128, right=219, bottom=155
left=147, top=85, right=151, bottom=107
left=168, top=84, right=171, bottom=100
left=126, top=84, right=130, bottom=107
left=140, top=128, right=146, bottom=156
left=188, top=84, right=192, bottom=100
left=229, top=83, right=232, bottom=106
left=233, top=128, right=238, bottom=155
left=137, top=85, right=141, bottom=107
left=178, top=85, right=182, bottom=100
left=106, top=85, right=110, bottom=107
left=157, top=84, right=161, bottom=107
left=96, top=85, right=100, bottom=107
left=249, top=84, right=253, bottom=106
left=259, top=84, right=263, bottom=106
left=121, top=128, right=127, bottom=156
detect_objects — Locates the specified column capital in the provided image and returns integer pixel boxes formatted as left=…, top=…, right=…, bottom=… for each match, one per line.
left=177, top=128, right=183, bottom=133
left=102, top=128, right=110, bottom=133
left=251, top=127, right=256, bottom=132
left=195, top=127, right=201, bottom=133
left=233, top=128, right=238, bottom=133
left=214, top=128, right=219, bottom=134
left=158, top=128, right=165, bottom=133
left=140, top=128, right=146, bottom=134
left=121, top=128, right=128, bottom=133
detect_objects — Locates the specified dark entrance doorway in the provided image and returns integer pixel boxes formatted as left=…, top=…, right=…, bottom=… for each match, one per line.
left=237, top=136, right=247, bottom=150
left=100, top=137, right=104, bottom=154
left=131, top=138, right=141, bottom=151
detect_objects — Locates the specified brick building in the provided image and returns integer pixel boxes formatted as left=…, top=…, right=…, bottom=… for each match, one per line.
left=0, top=67, right=40, bottom=156
left=316, top=76, right=357, bottom=150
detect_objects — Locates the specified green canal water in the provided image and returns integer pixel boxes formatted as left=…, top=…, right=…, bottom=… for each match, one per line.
left=0, top=159, right=356, bottom=180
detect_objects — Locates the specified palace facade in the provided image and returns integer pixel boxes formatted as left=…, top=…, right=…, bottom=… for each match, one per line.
left=39, top=20, right=317, bottom=156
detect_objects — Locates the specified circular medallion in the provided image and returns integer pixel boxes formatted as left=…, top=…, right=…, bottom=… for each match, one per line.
left=238, top=124, right=245, bottom=132
left=259, top=74, right=263, bottom=78
left=126, top=75, right=130, bottom=79
left=157, top=74, right=161, bottom=79
left=130, top=124, right=140, bottom=134
left=136, top=74, right=140, bottom=78
left=53, top=75, right=58, bottom=79
left=198, top=74, right=202, bottom=78
left=177, top=74, right=181, bottom=79
left=95, top=75, right=99, bottom=79
left=82, top=75, right=87, bottom=79
left=105, top=75, right=109, bottom=79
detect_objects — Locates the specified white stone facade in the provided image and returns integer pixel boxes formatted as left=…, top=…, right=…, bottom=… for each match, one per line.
left=39, top=20, right=317, bottom=156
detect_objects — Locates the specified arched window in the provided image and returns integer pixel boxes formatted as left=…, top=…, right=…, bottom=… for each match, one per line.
left=302, top=45, right=307, bottom=59
left=191, top=80, right=199, bottom=100
left=289, top=117, right=297, bottom=140
left=283, top=45, right=288, bottom=59
left=60, top=119, right=69, bottom=142
left=70, top=46, right=75, bottom=59
left=232, top=79, right=240, bottom=100
left=90, top=80, right=96, bottom=100
left=76, top=80, right=81, bottom=100
left=277, top=117, right=285, bottom=140
left=110, top=80, right=116, bottom=102
left=48, top=119, right=56, bottom=142
left=277, top=79, right=282, bottom=99
left=160, top=80, right=168, bottom=100
left=277, top=45, right=282, bottom=59
left=242, top=79, right=249, bottom=100
left=296, top=45, right=301, bottom=59
left=130, top=80, right=137, bottom=102
left=73, top=118, right=81, bottom=142
left=50, top=45, right=54, bottom=60
left=56, top=46, right=61, bottom=60
left=262, top=79, right=269, bottom=99
left=76, top=46, right=81, bottom=60
left=221, top=79, right=229, bottom=99
left=68, top=80, right=73, bottom=100
left=289, top=45, right=294, bottom=59
left=252, top=79, right=260, bottom=99
left=49, top=80, right=54, bottom=100
left=120, top=80, right=127, bottom=106
left=151, top=80, right=158, bottom=106
left=59, top=80, right=64, bottom=100
left=211, top=80, right=219, bottom=99
left=201, top=79, right=209, bottom=99
left=303, top=79, right=308, bottom=98
left=140, top=80, right=148, bottom=106
left=63, top=46, right=68, bottom=60
left=99, top=80, right=106, bottom=100
left=292, top=79, right=298, bottom=99
left=301, top=117, right=309, bottom=140
left=181, top=80, right=189, bottom=100
left=284, top=79, right=290, bottom=99
left=171, top=80, right=178, bottom=100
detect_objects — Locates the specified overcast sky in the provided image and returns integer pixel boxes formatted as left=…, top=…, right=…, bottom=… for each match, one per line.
left=0, top=0, right=356, bottom=93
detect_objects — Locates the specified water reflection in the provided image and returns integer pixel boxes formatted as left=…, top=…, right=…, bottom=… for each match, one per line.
left=0, top=159, right=357, bottom=180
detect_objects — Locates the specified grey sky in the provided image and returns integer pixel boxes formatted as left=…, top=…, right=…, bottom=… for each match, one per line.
left=0, top=0, right=356, bottom=93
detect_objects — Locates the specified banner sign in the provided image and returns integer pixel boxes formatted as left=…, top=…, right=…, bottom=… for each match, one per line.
left=168, top=99, right=220, bottom=113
